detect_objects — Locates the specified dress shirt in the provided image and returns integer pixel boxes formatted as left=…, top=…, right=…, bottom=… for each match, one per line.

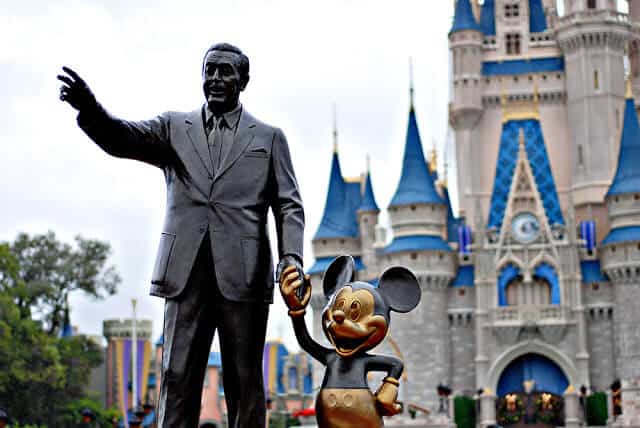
left=204, top=103, right=243, bottom=172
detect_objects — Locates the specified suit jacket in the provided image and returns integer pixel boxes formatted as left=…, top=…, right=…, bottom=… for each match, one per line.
left=77, top=104, right=305, bottom=302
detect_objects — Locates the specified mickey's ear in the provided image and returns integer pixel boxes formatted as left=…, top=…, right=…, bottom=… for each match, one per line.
left=322, top=255, right=355, bottom=299
left=378, top=266, right=421, bottom=313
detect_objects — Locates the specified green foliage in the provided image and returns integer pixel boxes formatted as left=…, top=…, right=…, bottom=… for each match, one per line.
left=0, top=232, right=121, bottom=427
left=61, top=397, right=121, bottom=427
left=586, top=392, right=608, bottom=426
left=6, top=231, right=120, bottom=335
left=454, top=396, right=476, bottom=428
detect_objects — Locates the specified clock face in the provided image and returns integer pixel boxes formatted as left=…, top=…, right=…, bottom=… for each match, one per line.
left=511, top=212, right=540, bottom=243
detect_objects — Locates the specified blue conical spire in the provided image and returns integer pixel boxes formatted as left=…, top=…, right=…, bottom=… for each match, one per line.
left=450, top=0, right=481, bottom=34
left=314, top=151, right=348, bottom=239
left=607, top=81, right=640, bottom=197
left=480, top=0, right=496, bottom=35
left=360, top=160, right=379, bottom=212
left=529, top=0, right=548, bottom=33
left=389, top=108, right=445, bottom=207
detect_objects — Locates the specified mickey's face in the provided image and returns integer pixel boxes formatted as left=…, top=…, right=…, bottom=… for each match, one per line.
left=320, top=255, right=421, bottom=359
left=322, top=285, right=388, bottom=358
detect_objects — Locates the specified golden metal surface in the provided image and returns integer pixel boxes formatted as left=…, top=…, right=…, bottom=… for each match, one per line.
left=316, top=388, right=383, bottom=428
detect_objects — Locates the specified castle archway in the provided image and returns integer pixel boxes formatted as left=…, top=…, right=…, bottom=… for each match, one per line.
left=486, top=340, right=578, bottom=395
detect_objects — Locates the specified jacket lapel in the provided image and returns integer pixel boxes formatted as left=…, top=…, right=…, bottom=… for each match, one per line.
left=185, top=108, right=214, bottom=177
left=213, top=109, right=256, bottom=183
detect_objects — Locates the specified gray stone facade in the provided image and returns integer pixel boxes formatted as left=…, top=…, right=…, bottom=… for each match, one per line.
left=307, top=0, right=640, bottom=416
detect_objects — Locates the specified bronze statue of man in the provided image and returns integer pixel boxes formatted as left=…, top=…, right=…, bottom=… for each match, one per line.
left=58, top=43, right=305, bottom=428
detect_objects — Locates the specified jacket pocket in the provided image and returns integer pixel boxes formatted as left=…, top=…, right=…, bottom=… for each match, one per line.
left=151, top=232, right=176, bottom=285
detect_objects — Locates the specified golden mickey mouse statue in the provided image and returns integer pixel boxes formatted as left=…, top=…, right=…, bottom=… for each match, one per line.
left=280, top=255, right=421, bottom=428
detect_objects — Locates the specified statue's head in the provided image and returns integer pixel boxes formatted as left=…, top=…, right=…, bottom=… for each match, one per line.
left=202, top=43, right=250, bottom=114
left=320, top=255, right=421, bottom=358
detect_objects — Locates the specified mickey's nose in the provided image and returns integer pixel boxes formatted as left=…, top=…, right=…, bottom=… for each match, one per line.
left=333, top=310, right=345, bottom=324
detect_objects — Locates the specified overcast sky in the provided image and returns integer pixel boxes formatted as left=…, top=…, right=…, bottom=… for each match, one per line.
left=1, top=0, right=626, bottom=351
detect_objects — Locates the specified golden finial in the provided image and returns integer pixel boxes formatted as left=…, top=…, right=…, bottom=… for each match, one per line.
left=332, top=103, right=338, bottom=153
left=409, top=57, right=415, bottom=110
left=429, top=147, right=438, bottom=173
left=626, top=75, right=633, bottom=99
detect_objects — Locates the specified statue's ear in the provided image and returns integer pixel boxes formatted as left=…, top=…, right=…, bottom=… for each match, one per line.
left=322, top=255, right=355, bottom=298
left=378, top=267, right=421, bottom=313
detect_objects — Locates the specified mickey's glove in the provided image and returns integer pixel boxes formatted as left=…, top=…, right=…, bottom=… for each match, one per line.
left=375, top=377, right=403, bottom=416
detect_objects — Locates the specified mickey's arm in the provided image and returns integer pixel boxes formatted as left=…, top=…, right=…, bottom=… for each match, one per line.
left=280, top=266, right=331, bottom=365
left=367, top=355, right=404, bottom=416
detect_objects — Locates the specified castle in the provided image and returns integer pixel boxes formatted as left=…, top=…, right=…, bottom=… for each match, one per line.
left=307, top=0, right=640, bottom=423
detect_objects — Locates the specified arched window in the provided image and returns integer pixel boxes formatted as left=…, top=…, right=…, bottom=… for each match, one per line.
left=505, top=276, right=552, bottom=305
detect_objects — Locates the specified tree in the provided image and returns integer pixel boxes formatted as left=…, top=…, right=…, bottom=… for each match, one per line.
left=5, top=231, right=120, bottom=335
left=0, top=232, right=122, bottom=426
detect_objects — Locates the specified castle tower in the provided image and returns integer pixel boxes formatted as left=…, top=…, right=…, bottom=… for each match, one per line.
left=555, top=0, right=630, bottom=220
left=384, top=89, right=456, bottom=409
left=627, top=0, right=640, bottom=107
left=449, top=0, right=484, bottom=217
left=601, top=80, right=640, bottom=382
left=103, top=319, right=154, bottom=421
left=357, top=158, right=381, bottom=279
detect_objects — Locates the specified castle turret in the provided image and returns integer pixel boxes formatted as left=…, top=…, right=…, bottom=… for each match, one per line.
left=555, top=0, right=630, bottom=215
left=385, top=91, right=456, bottom=409
left=601, top=80, right=640, bottom=381
left=449, top=0, right=484, bottom=224
left=628, top=0, right=640, bottom=108
left=357, top=158, right=380, bottom=279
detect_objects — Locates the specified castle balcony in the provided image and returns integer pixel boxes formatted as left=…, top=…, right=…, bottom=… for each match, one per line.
left=490, top=304, right=573, bottom=345
left=492, top=304, right=571, bottom=324
left=556, top=9, right=628, bottom=28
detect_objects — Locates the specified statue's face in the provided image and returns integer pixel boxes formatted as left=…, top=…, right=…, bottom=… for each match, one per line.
left=202, top=50, right=247, bottom=113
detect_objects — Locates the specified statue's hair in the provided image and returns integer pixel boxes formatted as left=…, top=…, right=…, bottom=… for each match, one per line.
left=202, top=43, right=250, bottom=81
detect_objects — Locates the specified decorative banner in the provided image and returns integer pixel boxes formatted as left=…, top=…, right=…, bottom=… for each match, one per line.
left=114, top=338, right=152, bottom=426
left=580, top=221, right=596, bottom=252
left=458, top=225, right=472, bottom=255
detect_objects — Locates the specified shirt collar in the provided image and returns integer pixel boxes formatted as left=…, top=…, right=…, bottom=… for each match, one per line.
left=205, top=103, right=243, bottom=130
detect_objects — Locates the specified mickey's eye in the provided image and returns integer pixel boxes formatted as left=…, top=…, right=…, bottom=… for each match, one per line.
left=349, top=301, right=361, bottom=321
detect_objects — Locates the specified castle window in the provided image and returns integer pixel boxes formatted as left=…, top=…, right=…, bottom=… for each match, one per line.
left=587, top=0, right=596, bottom=9
left=506, top=33, right=521, bottom=55
left=411, top=252, right=417, bottom=260
left=411, top=205, right=416, bottom=211
left=506, top=276, right=551, bottom=305
left=504, top=2, right=520, bottom=18
left=339, top=239, right=345, bottom=244
left=594, top=70, right=600, bottom=90
left=577, top=145, right=584, bottom=166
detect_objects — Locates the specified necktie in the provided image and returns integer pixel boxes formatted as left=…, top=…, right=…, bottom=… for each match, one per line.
left=208, top=118, right=226, bottom=174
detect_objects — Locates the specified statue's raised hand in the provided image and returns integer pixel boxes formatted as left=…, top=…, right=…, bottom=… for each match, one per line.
left=57, top=66, right=98, bottom=112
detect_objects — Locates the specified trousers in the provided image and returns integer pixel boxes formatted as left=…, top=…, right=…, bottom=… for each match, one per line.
left=156, top=234, right=270, bottom=428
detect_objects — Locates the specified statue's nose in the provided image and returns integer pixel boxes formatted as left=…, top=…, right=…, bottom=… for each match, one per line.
left=333, top=310, right=345, bottom=324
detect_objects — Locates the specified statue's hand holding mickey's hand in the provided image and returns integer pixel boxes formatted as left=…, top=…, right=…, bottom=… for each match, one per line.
left=375, top=377, right=403, bottom=416
left=279, top=265, right=311, bottom=316
left=57, top=66, right=99, bottom=113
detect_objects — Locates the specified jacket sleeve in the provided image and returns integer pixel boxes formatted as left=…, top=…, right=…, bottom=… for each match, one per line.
left=269, top=128, right=305, bottom=262
left=76, top=103, right=172, bottom=168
